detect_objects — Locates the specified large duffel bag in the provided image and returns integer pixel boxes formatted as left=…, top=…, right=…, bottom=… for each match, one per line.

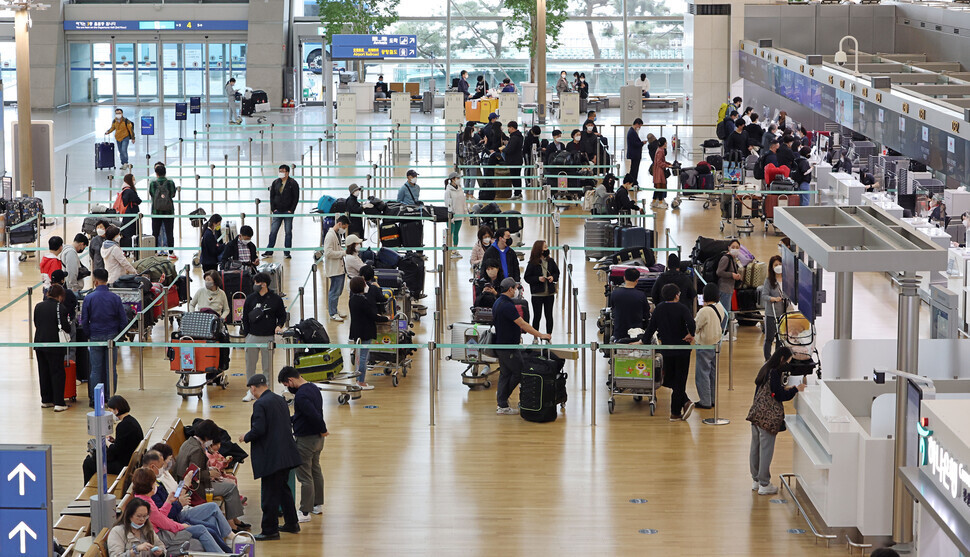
left=399, top=221, right=423, bottom=248
left=519, top=349, right=567, bottom=423
left=221, top=268, right=254, bottom=296
left=135, top=256, right=177, bottom=286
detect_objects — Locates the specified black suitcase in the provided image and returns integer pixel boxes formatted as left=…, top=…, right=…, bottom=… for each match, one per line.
left=494, top=210, right=523, bottom=234
left=399, top=221, right=423, bottom=247
left=770, top=177, right=796, bottom=191
left=397, top=252, right=426, bottom=296
left=430, top=205, right=450, bottom=223
left=380, top=223, right=402, bottom=247
left=96, top=142, right=115, bottom=170
left=221, top=268, right=254, bottom=296
left=519, top=349, right=567, bottom=423
left=374, top=268, right=405, bottom=290
left=706, top=154, right=723, bottom=171
left=735, top=287, right=759, bottom=311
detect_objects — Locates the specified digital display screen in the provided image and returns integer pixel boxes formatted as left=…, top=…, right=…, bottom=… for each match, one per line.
left=906, top=379, right=922, bottom=467
left=797, top=259, right=816, bottom=323
left=781, top=247, right=798, bottom=303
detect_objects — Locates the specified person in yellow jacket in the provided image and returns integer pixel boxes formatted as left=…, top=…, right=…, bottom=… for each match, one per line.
left=104, top=108, right=135, bottom=168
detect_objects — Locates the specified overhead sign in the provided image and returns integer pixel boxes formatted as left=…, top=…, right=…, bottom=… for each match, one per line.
left=64, top=20, right=248, bottom=31
left=141, top=116, right=155, bottom=136
left=0, top=445, right=52, bottom=557
left=189, top=97, right=201, bottom=114
left=175, top=103, right=187, bottom=121
left=331, top=34, right=417, bottom=60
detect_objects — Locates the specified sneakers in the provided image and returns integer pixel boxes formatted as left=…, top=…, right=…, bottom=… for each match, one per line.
left=758, top=484, right=779, bottom=496
left=54, top=405, right=69, bottom=412
left=682, top=401, right=695, bottom=420
left=338, top=312, right=348, bottom=318
left=669, top=413, right=682, bottom=422
left=496, top=406, right=519, bottom=415
left=450, top=252, right=463, bottom=259
left=752, top=481, right=760, bottom=491
left=262, top=252, right=273, bottom=258
left=356, top=383, right=375, bottom=390
left=40, top=403, right=54, bottom=409
left=285, top=254, right=292, bottom=260
left=242, top=391, right=255, bottom=402
left=311, top=505, right=324, bottom=515
left=330, top=315, right=344, bottom=322
left=297, top=512, right=311, bottom=523
left=656, top=201, right=669, bottom=209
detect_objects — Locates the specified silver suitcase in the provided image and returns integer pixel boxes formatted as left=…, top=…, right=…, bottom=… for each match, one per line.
left=584, top=220, right=612, bottom=260
left=222, top=221, right=238, bottom=244
left=256, top=262, right=284, bottom=295
left=448, top=322, right=497, bottom=363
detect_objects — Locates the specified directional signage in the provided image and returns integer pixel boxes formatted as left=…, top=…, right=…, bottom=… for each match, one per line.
left=64, top=20, right=248, bottom=31
left=141, top=116, right=155, bottom=136
left=189, top=96, right=201, bottom=114
left=331, top=34, right=417, bottom=60
left=175, top=102, right=187, bottom=121
left=0, top=445, right=52, bottom=557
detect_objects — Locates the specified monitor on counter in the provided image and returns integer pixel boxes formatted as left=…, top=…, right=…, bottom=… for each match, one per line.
left=781, top=247, right=798, bottom=302
left=796, top=259, right=818, bottom=323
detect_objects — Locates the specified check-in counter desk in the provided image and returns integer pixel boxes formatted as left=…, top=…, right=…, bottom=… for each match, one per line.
left=791, top=339, right=970, bottom=540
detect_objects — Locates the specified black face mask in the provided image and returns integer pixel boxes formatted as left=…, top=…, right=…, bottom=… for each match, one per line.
left=542, top=249, right=550, bottom=257
left=287, top=386, right=299, bottom=395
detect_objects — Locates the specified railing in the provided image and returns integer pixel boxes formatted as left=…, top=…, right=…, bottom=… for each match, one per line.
left=779, top=474, right=839, bottom=547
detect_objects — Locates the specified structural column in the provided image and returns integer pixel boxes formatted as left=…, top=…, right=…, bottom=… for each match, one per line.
left=892, top=272, right=919, bottom=545
left=833, top=271, right=853, bottom=339
left=15, top=9, right=33, bottom=195
left=536, top=0, right=547, bottom=124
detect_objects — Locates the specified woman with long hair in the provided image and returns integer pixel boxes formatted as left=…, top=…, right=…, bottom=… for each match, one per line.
left=107, top=498, right=165, bottom=557
left=761, top=255, right=785, bottom=360
left=199, top=214, right=225, bottom=273
left=469, top=225, right=494, bottom=270
left=523, top=240, right=560, bottom=334
left=651, top=137, right=671, bottom=209
left=747, top=347, right=804, bottom=495
left=130, top=467, right=227, bottom=553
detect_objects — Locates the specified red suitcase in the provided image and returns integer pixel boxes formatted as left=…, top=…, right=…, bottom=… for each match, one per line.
left=169, top=338, right=220, bottom=372
left=64, top=359, right=77, bottom=401
left=763, top=193, right=801, bottom=219
left=151, top=282, right=181, bottom=319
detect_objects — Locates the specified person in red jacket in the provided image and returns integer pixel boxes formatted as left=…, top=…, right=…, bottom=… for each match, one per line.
left=40, top=236, right=65, bottom=289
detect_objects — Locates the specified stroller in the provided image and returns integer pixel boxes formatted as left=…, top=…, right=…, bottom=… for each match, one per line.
left=775, top=311, right=821, bottom=381
left=241, top=88, right=270, bottom=123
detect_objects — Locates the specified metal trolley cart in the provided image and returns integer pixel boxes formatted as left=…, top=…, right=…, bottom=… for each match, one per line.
left=447, top=321, right=499, bottom=389
left=282, top=319, right=365, bottom=405
left=169, top=335, right=230, bottom=399
left=608, top=347, right=663, bottom=415
left=367, top=310, right=414, bottom=387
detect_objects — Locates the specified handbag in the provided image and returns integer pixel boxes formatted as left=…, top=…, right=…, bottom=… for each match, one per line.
left=57, top=305, right=71, bottom=343
left=746, top=381, right=786, bottom=435
left=77, top=262, right=91, bottom=281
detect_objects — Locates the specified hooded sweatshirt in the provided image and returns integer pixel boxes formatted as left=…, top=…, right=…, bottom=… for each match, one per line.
left=40, top=252, right=63, bottom=287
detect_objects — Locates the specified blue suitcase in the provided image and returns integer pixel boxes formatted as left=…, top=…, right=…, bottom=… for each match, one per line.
left=614, top=226, right=652, bottom=249
left=96, top=142, right=115, bottom=170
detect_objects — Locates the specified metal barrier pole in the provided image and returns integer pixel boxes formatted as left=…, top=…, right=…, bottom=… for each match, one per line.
left=163, top=284, right=170, bottom=343
left=308, top=146, right=314, bottom=193
left=249, top=138, right=254, bottom=188
left=138, top=312, right=145, bottom=390
left=429, top=340, right=436, bottom=426
left=318, top=138, right=323, bottom=175
left=88, top=186, right=92, bottom=206
left=259, top=130, right=264, bottom=171
left=369, top=128, right=373, bottom=165
left=566, top=264, right=573, bottom=336
left=580, top=311, right=587, bottom=391
left=590, top=341, right=598, bottom=426
left=573, top=288, right=579, bottom=346
left=299, top=287, right=305, bottom=322
left=728, top=312, right=735, bottom=391
left=311, top=264, right=319, bottom=320
left=27, top=287, right=33, bottom=360
left=209, top=165, right=216, bottom=214
left=433, top=311, right=441, bottom=393
left=255, top=199, right=261, bottom=247
left=108, top=339, right=116, bottom=395
left=194, top=130, right=198, bottom=169
left=224, top=154, right=229, bottom=204
left=206, top=124, right=211, bottom=166
left=194, top=175, right=199, bottom=210
left=179, top=138, right=183, bottom=169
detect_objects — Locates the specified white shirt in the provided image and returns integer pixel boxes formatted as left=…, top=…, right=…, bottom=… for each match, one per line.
left=633, top=78, right=650, bottom=94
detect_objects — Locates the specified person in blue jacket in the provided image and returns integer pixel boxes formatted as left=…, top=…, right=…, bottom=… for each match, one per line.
left=397, top=169, right=422, bottom=205
left=80, top=268, right=130, bottom=403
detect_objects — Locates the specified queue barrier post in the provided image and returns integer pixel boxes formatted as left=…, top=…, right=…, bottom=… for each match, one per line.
left=590, top=341, right=598, bottom=426
left=26, top=286, right=33, bottom=360
left=429, top=340, right=436, bottom=426
left=255, top=199, right=261, bottom=247
left=311, top=263, right=319, bottom=320
left=138, top=311, right=145, bottom=391
left=298, top=286, right=305, bottom=322
left=580, top=311, right=587, bottom=391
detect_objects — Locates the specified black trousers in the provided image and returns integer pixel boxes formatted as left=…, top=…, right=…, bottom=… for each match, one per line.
left=660, top=349, right=691, bottom=415
left=495, top=349, right=523, bottom=409
left=36, top=349, right=66, bottom=406
left=260, top=468, right=298, bottom=535
left=75, top=328, right=91, bottom=382
left=628, top=157, right=642, bottom=185
left=82, top=455, right=124, bottom=485
left=509, top=167, right=522, bottom=197
left=531, top=295, right=555, bottom=334
left=151, top=217, right=175, bottom=253
left=202, top=264, right=218, bottom=274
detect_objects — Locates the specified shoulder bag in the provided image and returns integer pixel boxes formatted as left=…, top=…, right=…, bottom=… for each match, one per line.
left=745, top=381, right=786, bottom=435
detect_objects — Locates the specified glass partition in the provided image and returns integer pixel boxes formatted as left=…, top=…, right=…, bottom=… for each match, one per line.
left=115, top=42, right=136, bottom=102
left=92, top=42, right=114, bottom=103
left=137, top=42, right=158, bottom=103
left=185, top=43, right=205, bottom=98
left=0, top=42, right=17, bottom=103
left=162, top=43, right=183, bottom=102
left=208, top=43, right=227, bottom=101
left=69, top=42, right=92, bottom=104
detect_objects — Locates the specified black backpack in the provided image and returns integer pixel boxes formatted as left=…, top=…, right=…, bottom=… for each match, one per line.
left=716, top=119, right=729, bottom=140
left=702, top=252, right=727, bottom=285
left=753, top=153, right=768, bottom=181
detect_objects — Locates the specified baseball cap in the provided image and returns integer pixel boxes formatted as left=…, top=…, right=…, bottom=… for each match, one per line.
left=406, top=169, right=419, bottom=177
left=499, top=277, right=517, bottom=292
left=246, top=374, right=268, bottom=387
left=345, top=234, right=362, bottom=246
left=51, top=269, right=69, bottom=284
left=488, top=112, right=499, bottom=120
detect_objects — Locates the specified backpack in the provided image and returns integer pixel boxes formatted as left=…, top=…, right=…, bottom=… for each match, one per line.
left=752, top=153, right=768, bottom=181
left=150, top=179, right=176, bottom=214
left=113, top=187, right=133, bottom=214
left=316, top=195, right=336, bottom=213
left=717, top=103, right=731, bottom=122
left=716, top=119, right=729, bottom=141
left=702, top=252, right=729, bottom=284
left=790, top=157, right=807, bottom=184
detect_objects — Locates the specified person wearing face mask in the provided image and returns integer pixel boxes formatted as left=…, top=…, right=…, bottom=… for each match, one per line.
left=60, top=233, right=89, bottom=293
left=483, top=227, right=520, bottom=282
left=761, top=255, right=786, bottom=360
left=199, top=215, right=225, bottom=273
left=90, top=219, right=111, bottom=271
left=238, top=374, right=304, bottom=541
left=80, top=269, right=129, bottom=404
left=278, top=366, right=328, bottom=523
left=101, top=224, right=137, bottom=284
left=105, top=108, right=135, bottom=169
left=345, top=183, right=365, bottom=237
left=566, top=129, right=582, bottom=154
left=542, top=129, right=566, bottom=164
left=148, top=163, right=178, bottom=259
left=556, top=70, right=571, bottom=99
left=240, top=273, right=287, bottom=396
left=107, top=498, right=165, bottom=557
left=694, top=283, right=726, bottom=410
left=225, top=77, right=241, bottom=125
left=33, top=284, right=71, bottom=412
left=397, top=169, right=422, bottom=205
left=348, top=276, right=388, bottom=389
left=474, top=259, right=504, bottom=308
left=523, top=240, right=560, bottom=335
left=220, top=225, right=259, bottom=270
left=633, top=72, right=651, bottom=98
left=579, top=120, right=599, bottom=164
left=470, top=225, right=494, bottom=269
left=471, top=74, right=489, bottom=100
left=444, top=172, right=468, bottom=258
left=115, top=174, right=142, bottom=248
left=457, top=70, right=470, bottom=101
left=716, top=239, right=743, bottom=315
left=374, top=74, right=389, bottom=99
left=141, top=450, right=234, bottom=551
left=265, top=164, right=300, bottom=259
left=324, top=216, right=351, bottom=322
left=129, top=468, right=226, bottom=553
left=650, top=137, right=672, bottom=209
left=174, top=419, right=247, bottom=531
left=499, top=121, right=524, bottom=199
left=576, top=72, right=589, bottom=113
left=82, top=396, right=144, bottom=483
left=189, top=271, right=230, bottom=320
left=343, top=234, right=365, bottom=278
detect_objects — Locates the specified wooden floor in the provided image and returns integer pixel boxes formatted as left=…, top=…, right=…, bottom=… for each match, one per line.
left=0, top=154, right=920, bottom=555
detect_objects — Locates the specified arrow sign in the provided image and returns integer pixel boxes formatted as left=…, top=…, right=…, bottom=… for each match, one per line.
left=6, top=464, right=35, bottom=496
left=8, top=522, right=35, bottom=554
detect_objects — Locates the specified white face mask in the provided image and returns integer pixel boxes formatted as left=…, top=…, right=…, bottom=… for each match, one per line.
left=482, top=238, right=491, bottom=246
left=114, top=235, right=122, bottom=243
left=130, top=521, right=145, bottom=530
left=205, top=280, right=215, bottom=290
left=729, top=248, right=740, bottom=257
left=96, top=228, right=105, bottom=237
left=586, top=127, right=594, bottom=132
left=115, top=114, right=122, bottom=120
left=580, top=78, right=585, bottom=82
left=774, top=265, right=782, bottom=274
left=278, top=172, right=286, bottom=180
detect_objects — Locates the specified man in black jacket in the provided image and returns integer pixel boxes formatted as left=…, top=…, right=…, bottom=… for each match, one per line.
left=746, top=113, right=764, bottom=147
left=615, top=175, right=642, bottom=225
left=650, top=253, right=697, bottom=315
left=239, top=374, right=303, bottom=540
left=500, top=121, right=524, bottom=199
left=482, top=113, right=505, bottom=155
left=221, top=225, right=259, bottom=269
left=724, top=121, right=751, bottom=160
left=265, top=164, right=300, bottom=259
left=241, top=272, right=286, bottom=400
left=626, top=118, right=645, bottom=184
left=483, top=228, right=520, bottom=282
left=278, top=366, right=328, bottom=522
left=644, top=284, right=697, bottom=421
left=776, top=135, right=796, bottom=170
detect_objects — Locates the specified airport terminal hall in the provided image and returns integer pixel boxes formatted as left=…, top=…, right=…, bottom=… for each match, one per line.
left=6, top=0, right=970, bottom=554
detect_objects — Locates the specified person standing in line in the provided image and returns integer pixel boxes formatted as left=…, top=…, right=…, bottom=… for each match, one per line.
left=149, top=163, right=178, bottom=259
left=694, top=283, right=726, bottom=410
left=343, top=234, right=364, bottom=279
left=221, top=225, right=259, bottom=270
left=483, top=227, right=520, bottom=282
left=469, top=225, right=493, bottom=270
left=34, top=284, right=71, bottom=412
left=626, top=118, right=645, bottom=184
left=492, top=278, right=552, bottom=414
left=101, top=224, right=137, bottom=284
left=747, top=346, right=803, bottom=495
left=323, top=215, right=350, bottom=322
left=523, top=240, right=559, bottom=335
left=80, top=268, right=129, bottom=403
left=633, top=72, right=651, bottom=98
left=556, top=70, right=571, bottom=99
left=240, top=272, right=286, bottom=400
left=794, top=146, right=814, bottom=206
left=225, top=78, right=241, bottom=125
left=40, top=236, right=64, bottom=289
left=188, top=271, right=230, bottom=321
left=51, top=269, right=89, bottom=383
left=116, top=174, right=142, bottom=248
left=264, top=164, right=300, bottom=260
left=444, top=172, right=468, bottom=259
left=239, top=374, right=303, bottom=541
left=358, top=265, right=388, bottom=311
left=61, top=234, right=89, bottom=293
left=643, top=284, right=697, bottom=421
left=576, top=73, right=589, bottom=114
left=457, top=70, right=470, bottom=101
left=278, top=366, right=328, bottom=523
left=345, top=183, right=365, bottom=238
left=761, top=255, right=786, bottom=361
left=609, top=267, right=651, bottom=341
left=348, top=276, right=388, bottom=389
left=199, top=215, right=225, bottom=274
left=89, top=220, right=110, bottom=272
left=650, top=253, right=696, bottom=314
left=499, top=121, right=524, bottom=199
left=650, top=137, right=671, bottom=210
left=716, top=239, right=743, bottom=316
left=397, top=169, right=422, bottom=205
left=104, top=108, right=135, bottom=169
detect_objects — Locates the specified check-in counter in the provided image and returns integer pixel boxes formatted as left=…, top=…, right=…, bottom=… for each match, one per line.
left=861, top=192, right=904, bottom=218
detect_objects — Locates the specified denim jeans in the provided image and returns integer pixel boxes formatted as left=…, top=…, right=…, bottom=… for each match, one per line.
left=180, top=503, right=232, bottom=551
left=719, top=291, right=733, bottom=315
left=356, top=339, right=372, bottom=382
left=117, top=137, right=130, bottom=165
left=88, top=340, right=118, bottom=400
left=267, top=215, right=294, bottom=256
left=694, top=348, right=717, bottom=407
left=327, top=274, right=345, bottom=317
left=799, top=181, right=811, bottom=207
left=182, top=523, right=223, bottom=553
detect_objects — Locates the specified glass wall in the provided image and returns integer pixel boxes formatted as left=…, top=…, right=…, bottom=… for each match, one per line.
left=0, top=42, right=17, bottom=103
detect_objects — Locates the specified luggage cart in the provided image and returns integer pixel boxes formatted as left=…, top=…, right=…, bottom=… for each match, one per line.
left=168, top=335, right=230, bottom=400
left=608, top=347, right=662, bottom=415
left=447, top=321, right=499, bottom=389
left=671, top=165, right=719, bottom=210
left=280, top=325, right=365, bottom=405
left=109, top=287, right=150, bottom=341
left=367, top=311, right=414, bottom=387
